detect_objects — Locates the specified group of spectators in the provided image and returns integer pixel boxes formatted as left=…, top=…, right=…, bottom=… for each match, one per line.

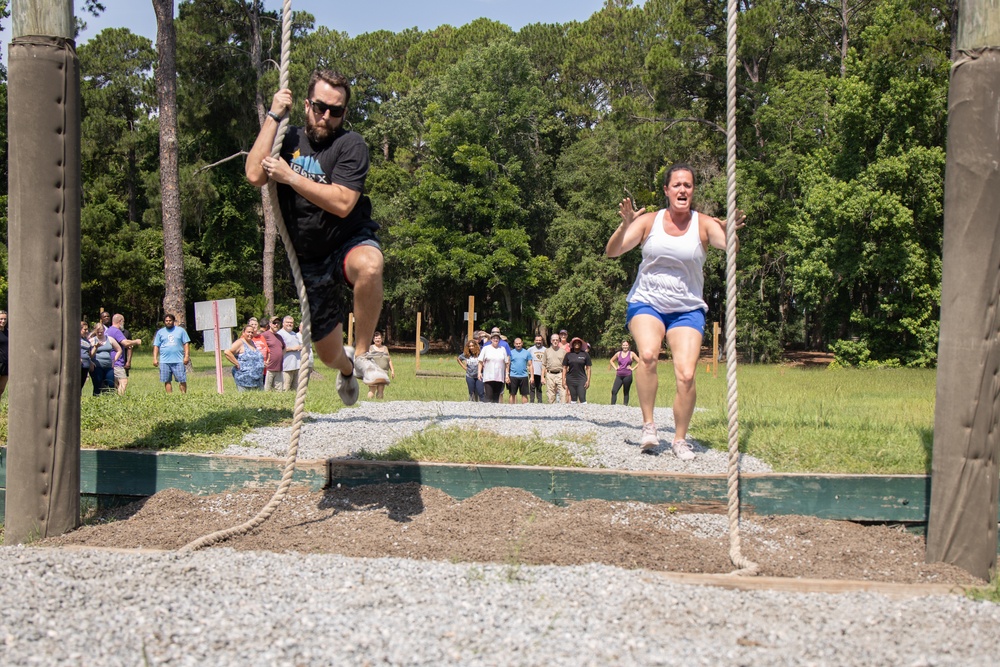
left=70, top=311, right=312, bottom=396
left=68, top=310, right=387, bottom=398
left=223, top=319, right=395, bottom=398
left=224, top=316, right=304, bottom=392
left=457, top=327, right=639, bottom=406
left=79, top=312, right=145, bottom=396
left=77, top=311, right=193, bottom=396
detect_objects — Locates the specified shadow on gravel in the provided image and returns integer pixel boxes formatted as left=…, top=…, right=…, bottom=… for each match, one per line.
left=81, top=495, right=150, bottom=526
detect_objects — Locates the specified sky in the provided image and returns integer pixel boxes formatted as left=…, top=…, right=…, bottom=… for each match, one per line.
left=4, top=0, right=611, bottom=54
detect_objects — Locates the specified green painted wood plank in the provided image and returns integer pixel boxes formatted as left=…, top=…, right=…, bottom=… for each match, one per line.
left=78, top=450, right=327, bottom=496
left=740, top=474, right=932, bottom=522
left=328, top=461, right=938, bottom=521
left=2, top=449, right=998, bottom=526
left=0, top=448, right=325, bottom=495
left=329, top=460, right=731, bottom=509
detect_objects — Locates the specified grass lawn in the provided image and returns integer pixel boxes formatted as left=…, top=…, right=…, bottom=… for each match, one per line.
left=0, top=349, right=936, bottom=474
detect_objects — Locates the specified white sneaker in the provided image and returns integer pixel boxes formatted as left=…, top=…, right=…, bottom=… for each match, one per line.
left=640, top=423, right=658, bottom=453
left=672, top=439, right=696, bottom=461
left=354, top=353, right=390, bottom=385
left=336, top=346, right=360, bottom=406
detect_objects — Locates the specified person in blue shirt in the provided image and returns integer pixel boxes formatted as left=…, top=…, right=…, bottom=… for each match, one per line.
left=507, top=337, right=534, bottom=404
left=152, top=314, right=192, bottom=394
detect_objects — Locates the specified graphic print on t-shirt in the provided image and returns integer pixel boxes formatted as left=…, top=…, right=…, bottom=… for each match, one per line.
left=289, top=149, right=329, bottom=184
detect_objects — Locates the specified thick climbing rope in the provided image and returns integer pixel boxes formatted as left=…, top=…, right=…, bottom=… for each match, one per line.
left=723, top=0, right=758, bottom=576
left=181, top=0, right=308, bottom=552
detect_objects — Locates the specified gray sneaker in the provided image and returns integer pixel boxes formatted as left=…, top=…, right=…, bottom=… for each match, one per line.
left=640, top=422, right=658, bottom=454
left=354, top=353, right=390, bottom=385
left=336, top=346, right=360, bottom=406
left=672, top=438, right=696, bottom=461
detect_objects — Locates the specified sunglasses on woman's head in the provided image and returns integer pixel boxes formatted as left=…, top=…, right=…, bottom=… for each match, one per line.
left=308, top=99, right=346, bottom=118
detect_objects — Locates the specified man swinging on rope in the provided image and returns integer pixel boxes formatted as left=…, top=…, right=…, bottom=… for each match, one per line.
left=246, top=69, right=389, bottom=406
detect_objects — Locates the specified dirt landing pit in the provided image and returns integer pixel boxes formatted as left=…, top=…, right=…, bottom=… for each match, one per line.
left=44, top=484, right=981, bottom=585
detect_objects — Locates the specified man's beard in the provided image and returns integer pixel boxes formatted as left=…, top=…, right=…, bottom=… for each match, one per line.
left=306, top=116, right=336, bottom=145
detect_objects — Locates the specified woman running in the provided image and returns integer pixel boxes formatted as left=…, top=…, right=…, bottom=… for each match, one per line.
left=605, top=163, right=742, bottom=458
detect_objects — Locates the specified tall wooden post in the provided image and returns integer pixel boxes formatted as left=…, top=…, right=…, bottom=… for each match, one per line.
left=415, top=312, right=423, bottom=372
left=5, top=0, right=82, bottom=543
left=926, top=0, right=1000, bottom=580
left=467, top=296, right=475, bottom=344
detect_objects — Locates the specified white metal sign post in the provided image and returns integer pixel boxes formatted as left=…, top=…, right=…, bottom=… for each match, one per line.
left=194, top=299, right=238, bottom=394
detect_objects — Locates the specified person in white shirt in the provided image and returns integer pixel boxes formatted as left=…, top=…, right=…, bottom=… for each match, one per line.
left=528, top=334, right=546, bottom=403
left=477, top=332, right=510, bottom=403
left=276, top=316, right=303, bottom=391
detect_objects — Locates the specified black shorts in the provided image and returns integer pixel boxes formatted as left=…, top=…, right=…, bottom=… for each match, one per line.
left=509, top=376, right=530, bottom=396
left=298, top=230, right=382, bottom=343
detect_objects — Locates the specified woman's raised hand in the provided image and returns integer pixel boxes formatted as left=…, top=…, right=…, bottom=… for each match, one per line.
left=619, top=198, right=646, bottom=227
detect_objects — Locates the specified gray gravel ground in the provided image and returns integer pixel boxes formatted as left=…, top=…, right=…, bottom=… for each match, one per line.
left=223, top=401, right=773, bottom=473
left=2, top=546, right=997, bottom=666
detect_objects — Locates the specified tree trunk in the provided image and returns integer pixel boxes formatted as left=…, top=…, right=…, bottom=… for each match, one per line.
left=261, top=175, right=278, bottom=318
left=839, top=0, right=850, bottom=78
left=247, top=1, right=277, bottom=317
left=127, top=143, right=138, bottom=223
left=500, top=285, right=514, bottom=323
left=153, top=0, right=185, bottom=325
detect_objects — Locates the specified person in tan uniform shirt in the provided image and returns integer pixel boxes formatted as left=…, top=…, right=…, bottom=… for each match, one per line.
left=541, top=334, right=567, bottom=404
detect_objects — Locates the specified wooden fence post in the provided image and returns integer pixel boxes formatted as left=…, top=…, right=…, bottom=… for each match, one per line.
left=415, top=312, right=422, bottom=372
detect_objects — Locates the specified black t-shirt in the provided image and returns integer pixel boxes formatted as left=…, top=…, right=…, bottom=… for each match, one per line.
left=562, top=351, right=592, bottom=383
left=277, top=126, right=379, bottom=260
left=0, top=327, right=7, bottom=365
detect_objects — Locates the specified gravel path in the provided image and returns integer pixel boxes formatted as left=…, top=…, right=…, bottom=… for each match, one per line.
left=223, top=401, right=773, bottom=473
left=2, top=546, right=997, bottom=666
left=14, top=403, right=987, bottom=665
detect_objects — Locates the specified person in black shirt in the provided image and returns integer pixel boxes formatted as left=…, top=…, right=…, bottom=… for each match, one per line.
left=561, top=337, right=592, bottom=404
left=246, top=70, right=389, bottom=406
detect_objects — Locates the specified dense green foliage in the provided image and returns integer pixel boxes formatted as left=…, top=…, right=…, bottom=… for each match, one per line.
left=0, top=0, right=954, bottom=365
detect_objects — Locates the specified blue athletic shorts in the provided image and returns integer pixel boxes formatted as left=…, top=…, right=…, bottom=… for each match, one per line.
left=160, top=362, right=187, bottom=384
left=626, top=303, right=706, bottom=335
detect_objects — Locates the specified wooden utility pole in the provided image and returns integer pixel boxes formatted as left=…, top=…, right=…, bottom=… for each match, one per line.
left=415, top=312, right=423, bottom=372
left=467, top=296, right=475, bottom=344
left=5, top=0, right=82, bottom=543
left=926, top=0, right=1000, bottom=580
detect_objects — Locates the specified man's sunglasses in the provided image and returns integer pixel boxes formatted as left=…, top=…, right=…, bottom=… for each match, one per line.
left=307, top=99, right=346, bottom=118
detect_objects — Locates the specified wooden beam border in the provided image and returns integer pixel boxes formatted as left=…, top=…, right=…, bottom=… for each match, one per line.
left=1, top=449, right=998, bottom=529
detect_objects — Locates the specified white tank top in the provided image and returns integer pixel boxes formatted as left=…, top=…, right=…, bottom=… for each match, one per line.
left=626, top=209, right=707, bottom=314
